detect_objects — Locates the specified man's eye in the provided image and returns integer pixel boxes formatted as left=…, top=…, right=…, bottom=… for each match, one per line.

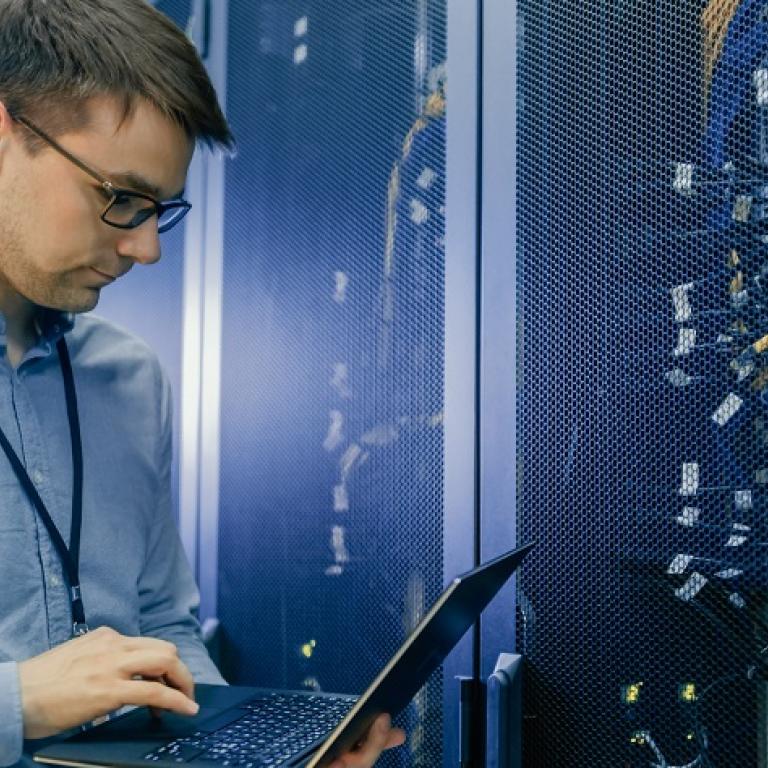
left=111, top=194, right=134, bottom=208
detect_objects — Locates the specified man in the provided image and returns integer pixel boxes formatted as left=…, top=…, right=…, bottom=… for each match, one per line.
left=0, top=1, right=405, bottom=766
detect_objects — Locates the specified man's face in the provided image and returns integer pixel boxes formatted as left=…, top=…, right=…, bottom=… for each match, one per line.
left=0, top=95, right=194, bottom=313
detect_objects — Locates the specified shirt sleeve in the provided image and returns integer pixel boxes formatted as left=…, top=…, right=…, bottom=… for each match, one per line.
left=0, top=662, right=23, bottom=767
left=137, top=365, right=226, bottom=687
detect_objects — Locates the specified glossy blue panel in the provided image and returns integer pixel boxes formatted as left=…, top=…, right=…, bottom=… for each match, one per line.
left=154, top=0, right=192, bottom=28
left=217, top=2, right=449, bottom=765
left=441, top=0, right=480, bottom=763
left=479, top=0, right=518, bottom=681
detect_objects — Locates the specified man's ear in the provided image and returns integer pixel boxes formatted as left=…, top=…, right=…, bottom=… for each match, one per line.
left=0, top=101, right=28, bottom=176
left=0, top=101, right=15, bottom=134
left=0, top=102, right=17, bottom=168
left=0, top=109, right=12, bottom=171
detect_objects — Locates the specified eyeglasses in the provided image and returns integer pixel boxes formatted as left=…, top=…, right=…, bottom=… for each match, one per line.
left=11, top=115, right=191, bottom=234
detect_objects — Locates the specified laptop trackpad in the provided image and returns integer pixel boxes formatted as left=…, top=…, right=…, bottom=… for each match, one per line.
left=76, top=707, right=244, bottom=741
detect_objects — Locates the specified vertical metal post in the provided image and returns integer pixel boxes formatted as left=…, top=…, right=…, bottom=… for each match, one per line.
left=458, top=676, right=487, bottom=767
left=179, top=0, right=229, bottom=622
left=178, top=0, right=209, bottom=575
left=479, top=0, right=519, bottom=681
left=179, top=149, right=206, bottom=570
left=443, top=0, right=481, bottom=764
left=197, top=0, right=228, bottom=623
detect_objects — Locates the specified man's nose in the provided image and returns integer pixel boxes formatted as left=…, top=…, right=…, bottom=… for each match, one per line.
left=115, top=220, right=162, bottom=266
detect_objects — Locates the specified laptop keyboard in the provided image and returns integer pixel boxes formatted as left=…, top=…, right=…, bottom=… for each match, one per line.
left=143, top=693, right=356, bottom=768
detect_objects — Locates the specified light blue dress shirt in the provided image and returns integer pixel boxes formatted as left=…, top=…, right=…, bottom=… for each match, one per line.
left=0, top=310, right=224, bottom=767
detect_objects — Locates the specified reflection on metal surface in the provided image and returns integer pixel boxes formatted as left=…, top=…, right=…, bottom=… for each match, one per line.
left=665, top=368, right=693, bottom=388
left=333, top=271, right=349, bottom=304
left=333, top=483, right=350, bottom=514
left=673, top=328, right=696, bottom=357
left=409, top=198, right=429, bottom=225
left=301, top=639, right=317, bottom=658
left=711, top=392, right=743, bottom=426
left=714, top=567, right=742, bottom=579
left=675, top=506, right=700, bottom=527
left=294, top=16, right=308, bottom=37
left=293, top=44, right=307, bottom=65
left=674, top=573, right=708, bottom=602
left=331, top=362, right=352, bottom=399
left=325, top=525, right=350, bottom=577
left=416, top=167, right=437, bottom=190
left=671, top=283, right=694, bottom=322
left=339, top=444, right=365, bottom=481
left=621, top=681, right=644, bottom=705
left=405, top=570, right=427, bottom=762
left=323, top=410, right=345, bottom=452
left=360, top=423, right=400, bottom=446
left=667, top=554, right=694, bottom=575
left=679, top=462, right=700, bottom=496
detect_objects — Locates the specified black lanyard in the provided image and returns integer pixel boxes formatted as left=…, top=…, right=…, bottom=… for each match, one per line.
left=0, top=337, right=87, bottom=637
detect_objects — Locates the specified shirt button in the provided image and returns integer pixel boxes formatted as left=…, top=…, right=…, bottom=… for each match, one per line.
left=50, top=574, right=61, bottom=587
left=32, top=470, right=44, bottom=484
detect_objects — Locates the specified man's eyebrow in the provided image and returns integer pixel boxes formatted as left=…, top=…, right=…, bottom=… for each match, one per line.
left=109, top=171, right=184, bottom=200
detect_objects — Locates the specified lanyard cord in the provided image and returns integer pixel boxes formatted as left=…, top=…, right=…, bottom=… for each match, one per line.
left=57, top=337, right=84, bottom=583
left=0, top=337, right=86, bottom=634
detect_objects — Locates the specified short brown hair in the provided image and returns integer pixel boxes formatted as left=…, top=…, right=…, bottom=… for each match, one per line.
left=0, top=0, right=234, bottom=151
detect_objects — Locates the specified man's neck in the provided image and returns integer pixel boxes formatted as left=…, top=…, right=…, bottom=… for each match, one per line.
left=0, top=283, right=39, bottom=368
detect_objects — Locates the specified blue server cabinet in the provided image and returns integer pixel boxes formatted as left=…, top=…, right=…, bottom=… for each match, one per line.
left=516, top=1, right=768, bottom=766
left=215, top=3, right=457, bottom=766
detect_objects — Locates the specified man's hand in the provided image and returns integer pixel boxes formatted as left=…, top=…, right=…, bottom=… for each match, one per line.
left=18, top=626, right=199, bottom=739
left=327, top=714, right=406, bottom=768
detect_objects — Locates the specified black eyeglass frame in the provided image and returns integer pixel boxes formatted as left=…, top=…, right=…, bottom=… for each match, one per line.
left=11, top=114, right=192, bottom=234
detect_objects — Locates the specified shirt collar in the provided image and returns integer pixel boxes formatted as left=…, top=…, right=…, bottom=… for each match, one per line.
left=0, top=308, right=76, bottom=365
left=34, top=308, right=76, bottom=344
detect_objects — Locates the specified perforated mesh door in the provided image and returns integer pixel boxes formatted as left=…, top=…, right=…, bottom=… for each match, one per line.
left=217, top=2, right=447, bottom=765
left=517, top=1, right=768, bottom=766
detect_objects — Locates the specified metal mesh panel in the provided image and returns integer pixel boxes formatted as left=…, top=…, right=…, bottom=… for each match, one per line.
left=517, top=1, right=768, bottom=766
left=218, top=2, right=446, bottom=764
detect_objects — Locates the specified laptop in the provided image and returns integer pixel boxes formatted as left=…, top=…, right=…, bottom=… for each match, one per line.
left=35, top=543, right=534, bottom=768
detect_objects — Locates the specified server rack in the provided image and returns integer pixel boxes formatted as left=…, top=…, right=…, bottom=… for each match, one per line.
left=516, top=1, right=768, bottom=765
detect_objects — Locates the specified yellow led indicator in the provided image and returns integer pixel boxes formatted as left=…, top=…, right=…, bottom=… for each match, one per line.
left=621, top=682, right=643, bottom=704
left=300, top=639, right=317, bottom=659
left=687, top=732, right=695, bottom=741
left=679, top=683, right=697, bottom=702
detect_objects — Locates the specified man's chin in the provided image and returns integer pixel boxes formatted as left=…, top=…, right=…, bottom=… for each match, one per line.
left=39, top=288, right=101, bottom=315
